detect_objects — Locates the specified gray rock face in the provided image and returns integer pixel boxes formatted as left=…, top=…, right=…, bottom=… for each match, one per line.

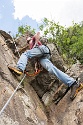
left=0, top=34, right=48, bottom=125
left=0, top=31, right=83, bottom=125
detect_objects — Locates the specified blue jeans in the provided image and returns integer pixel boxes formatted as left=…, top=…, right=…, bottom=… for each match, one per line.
left=17, top=45, right=75, bottom=87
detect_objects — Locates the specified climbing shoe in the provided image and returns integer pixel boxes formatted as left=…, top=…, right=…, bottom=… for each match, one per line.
left=70, top=81, right=83, bottom=100
left=8, top=66, right=23, bottom=76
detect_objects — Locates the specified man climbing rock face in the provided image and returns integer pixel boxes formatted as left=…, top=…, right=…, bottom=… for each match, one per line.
left=8, top=32, right=82, bottom=100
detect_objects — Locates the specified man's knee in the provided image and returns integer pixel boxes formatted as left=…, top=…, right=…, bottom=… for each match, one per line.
left=47, top=67, right=53, bottom=74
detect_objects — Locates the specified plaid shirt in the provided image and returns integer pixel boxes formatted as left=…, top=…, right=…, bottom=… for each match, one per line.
left=29, top=37, right=42, bottom=49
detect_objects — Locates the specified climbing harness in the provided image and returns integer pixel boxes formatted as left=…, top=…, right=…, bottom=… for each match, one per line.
left=34, top=45, right=51, bottom=57
left=24, top=69, right=42, bottom=77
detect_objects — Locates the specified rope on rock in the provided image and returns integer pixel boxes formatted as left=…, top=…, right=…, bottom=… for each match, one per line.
left=0, top=74, right=26, bottom=116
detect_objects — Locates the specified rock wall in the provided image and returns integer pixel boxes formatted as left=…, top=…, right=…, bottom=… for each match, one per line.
left=0, top=31, right=83, bottom=125
left=0, top=34, right=48, bottom=125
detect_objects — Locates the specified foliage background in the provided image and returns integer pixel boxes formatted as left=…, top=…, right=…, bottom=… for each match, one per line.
left=15, top=18, right=83, bottom=65
left=39, top=18, right=83, bottom=64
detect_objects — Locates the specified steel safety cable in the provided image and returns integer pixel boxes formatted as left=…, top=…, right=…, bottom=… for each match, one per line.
left=0, top=74, right=26, bottom=116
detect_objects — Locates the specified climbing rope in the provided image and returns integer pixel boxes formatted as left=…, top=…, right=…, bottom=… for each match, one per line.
left=0, top=74, right=26, bottom=116
left=0, top=37, right=42, bottom=116
left=0, top=69, right=42, bottom=115
left=0, top=39, right=25, bottom=116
